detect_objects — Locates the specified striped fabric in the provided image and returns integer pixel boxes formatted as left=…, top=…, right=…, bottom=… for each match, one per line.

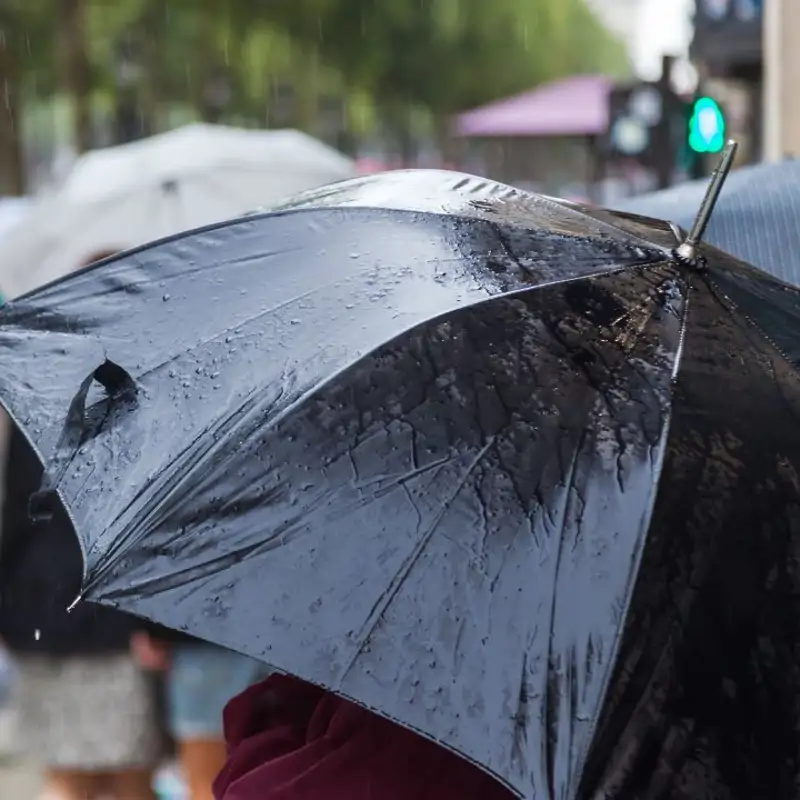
left=612, top=159, right=800, bottom=286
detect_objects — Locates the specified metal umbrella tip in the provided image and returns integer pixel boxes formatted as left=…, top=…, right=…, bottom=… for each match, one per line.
left=675, top=139, right=738, bottom=268
left=67, top=593, right=84, bottom=612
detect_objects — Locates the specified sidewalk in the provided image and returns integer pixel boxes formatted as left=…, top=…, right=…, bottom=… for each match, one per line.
left=0, top=708, right=41, bottom=798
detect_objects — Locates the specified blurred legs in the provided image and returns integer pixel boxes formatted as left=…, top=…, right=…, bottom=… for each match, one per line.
left=179, top=739, right=227, bottom=800
left=104, top=768, right=157, bottom=800
left=40, top=768, right=106, bottom=800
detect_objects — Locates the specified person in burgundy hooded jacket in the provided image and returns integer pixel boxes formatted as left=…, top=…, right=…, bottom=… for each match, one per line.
left=213, top=673, right=514, bottom=800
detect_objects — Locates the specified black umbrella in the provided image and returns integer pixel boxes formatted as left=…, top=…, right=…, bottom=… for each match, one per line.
left=613, top=157, right=800, bottom=285
left=3, top=159, right=800, bottom=800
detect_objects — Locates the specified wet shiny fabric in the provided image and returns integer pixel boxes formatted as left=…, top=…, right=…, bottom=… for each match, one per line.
left=1, top=170, right=800, bottom=798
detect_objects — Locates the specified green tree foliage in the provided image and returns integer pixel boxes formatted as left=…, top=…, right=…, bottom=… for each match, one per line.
left=0, top=0, right=629, bottom=186
left=241, top=0, right=629, bottom=159
left=252, top=0, right=629, bottom=112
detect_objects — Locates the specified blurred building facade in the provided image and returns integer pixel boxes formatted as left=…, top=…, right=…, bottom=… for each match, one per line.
left=690, top=0, right=763, bottom=164
left=763, top=0, right=800, bottom=161
left=453, top=75, right=615, bottom=202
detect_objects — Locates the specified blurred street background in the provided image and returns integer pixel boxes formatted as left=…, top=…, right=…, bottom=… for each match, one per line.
left=0, top=0, right=786, bottom=797
left=0, top=0, right=776, bottom=209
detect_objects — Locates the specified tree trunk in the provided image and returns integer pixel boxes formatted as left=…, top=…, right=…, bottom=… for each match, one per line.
left=195, top=9, right=228, bottom=124
left=60, top=0, right=92, bottom=153
left=393, top=106, right=417, bottom=167
left=0, top=23, right=25, bottom=195
left=114, top=89, right=147, bottom=144
left=138, top=0, right=164, bottom=135
left=433, top=114, right=462, bottom=168
left=292, top=45, right=319, bottom=135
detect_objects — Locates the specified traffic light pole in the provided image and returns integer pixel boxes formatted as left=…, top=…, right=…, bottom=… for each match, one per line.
left=605, top=57, right=687, bottom=192
left=688, top=151, right=706, bottom=181
left=652, top=55, right=675, bottom=191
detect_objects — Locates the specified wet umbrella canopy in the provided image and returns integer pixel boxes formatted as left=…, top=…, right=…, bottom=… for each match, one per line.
left=2, top=170, right=800, bottom=799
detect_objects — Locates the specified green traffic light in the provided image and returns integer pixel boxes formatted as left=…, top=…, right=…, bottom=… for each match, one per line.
left=689, top=97, right=725, bottom=154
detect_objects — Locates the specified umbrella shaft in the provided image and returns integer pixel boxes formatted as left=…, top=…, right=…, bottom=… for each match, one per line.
left=685, top=139, right=738, bottom=248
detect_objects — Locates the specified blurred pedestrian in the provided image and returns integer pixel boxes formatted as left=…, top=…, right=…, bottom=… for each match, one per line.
left=0, top=639, right=13, bottom=707
left=132, top=633, right=270, bottom=800
left=0, top=423, right=162, bottom=800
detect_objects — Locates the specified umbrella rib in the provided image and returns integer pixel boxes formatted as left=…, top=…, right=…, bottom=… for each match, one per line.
left=571, top=300, right=691, bottom=786
left=131, top=262, right=647, bottom=391
left=541, top=426, right=585, bottom=800
left=335, top=436, right=497, bottom=687
left=81, top=377, right=271, bottom=579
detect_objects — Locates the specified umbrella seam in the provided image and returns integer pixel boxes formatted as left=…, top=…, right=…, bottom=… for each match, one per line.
left=334, top=436, right=498, bottom=687
left=6, top=205, right=641, bottom=304
left=705, top=276, right=800, bottom=374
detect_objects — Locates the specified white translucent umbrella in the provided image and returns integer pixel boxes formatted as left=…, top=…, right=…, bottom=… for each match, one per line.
left=0, top=197, right=31, bottom=240
left=0, top=124, right=355, bottom=298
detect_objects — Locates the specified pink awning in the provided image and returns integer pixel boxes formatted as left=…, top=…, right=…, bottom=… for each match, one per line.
left=454, top=74, right=613, bottom=138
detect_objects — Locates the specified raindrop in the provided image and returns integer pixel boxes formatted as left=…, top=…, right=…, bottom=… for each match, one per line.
left=162, top=293, right=171, bottom=301
left=34, top=629, right=40, bottom=641
left=290, top=319, right=301, bottom=325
